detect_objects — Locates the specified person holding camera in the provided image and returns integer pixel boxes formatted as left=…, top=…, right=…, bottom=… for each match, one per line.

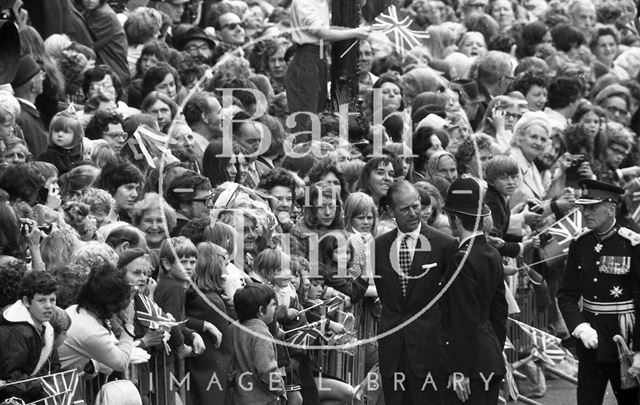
left=591, top=126, right=640, bottom=189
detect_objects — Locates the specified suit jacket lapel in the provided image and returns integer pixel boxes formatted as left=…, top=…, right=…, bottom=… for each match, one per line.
left=382, top=229, right=405, bottom=301
left=404, top=231, right=433, bottom=299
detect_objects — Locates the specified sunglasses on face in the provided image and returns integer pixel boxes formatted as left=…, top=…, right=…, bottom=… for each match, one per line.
left=221, top=22, right=245, bottom=30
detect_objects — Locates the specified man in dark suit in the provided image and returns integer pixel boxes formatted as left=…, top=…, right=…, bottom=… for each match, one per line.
left=374, top=181, right=458, bottom=404
left=441, top=177, right=508, bottom=405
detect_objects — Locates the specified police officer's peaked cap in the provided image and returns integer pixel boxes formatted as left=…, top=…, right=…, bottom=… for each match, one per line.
left=576, top=179, right=624, bottom=205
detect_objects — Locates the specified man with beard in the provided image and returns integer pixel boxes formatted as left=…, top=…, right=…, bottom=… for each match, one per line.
left=175, top=26, right=216, bottom=65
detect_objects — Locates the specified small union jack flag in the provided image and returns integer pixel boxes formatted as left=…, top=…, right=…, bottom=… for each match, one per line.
left=372, top=5, right=430, bottom=55
left=540, top=209, right=588, bottom=261
left=30, top=369, right=80, bottom=405
left=324, top=296, right=344, bottom=315
left=136, top=294, right=183, bottom=330
left=510, top=318, right=565, bottom=364
left=285, top=324, right=327, bottom=348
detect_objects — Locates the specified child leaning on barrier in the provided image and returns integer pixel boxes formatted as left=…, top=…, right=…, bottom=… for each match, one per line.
left=229, top=284, right=286, bottom=405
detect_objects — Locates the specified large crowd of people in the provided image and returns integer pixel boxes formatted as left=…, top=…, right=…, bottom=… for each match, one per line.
left=1, top=0, right=640, bottom=404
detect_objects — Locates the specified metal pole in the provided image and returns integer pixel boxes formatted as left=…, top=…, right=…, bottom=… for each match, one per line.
left=330, top=0, right=360, bottom=111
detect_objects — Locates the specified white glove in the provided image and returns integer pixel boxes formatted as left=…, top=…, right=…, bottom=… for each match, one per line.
left=573, top=323, right=598, bottom=349
left=628, top=353, right=640, bottom=377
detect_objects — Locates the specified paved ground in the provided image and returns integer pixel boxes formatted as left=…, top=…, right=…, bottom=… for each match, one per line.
left=520, top=377, right=617, bottom=405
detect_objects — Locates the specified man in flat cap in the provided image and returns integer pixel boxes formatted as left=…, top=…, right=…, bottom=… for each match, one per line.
left=558, top=179, right=640, bottom=405
left=12, top=54, right=48, bottom=158
left=441, top=176, right=508, bottom=405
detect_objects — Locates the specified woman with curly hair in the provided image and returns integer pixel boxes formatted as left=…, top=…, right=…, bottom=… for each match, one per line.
left=0, top=258, right=26, bottom=309
left=510, top=69, right=549, bottom=112
left=261, top=38, right=291, bottom=95
left=307, top=159, right=349, bottom=202
left=59, top=260, right=137, bottom=375
left=454, top=133, right=500, bottom=179
left=85, top=109, right=127, bottom=153
left=515, top=22, right=552, bottom=58
left=130, top=192, right=177, bottom=251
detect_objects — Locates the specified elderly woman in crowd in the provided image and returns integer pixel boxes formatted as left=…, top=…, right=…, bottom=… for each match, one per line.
left=130, top=192, right=177, bottom=252
left=0, top=91, right=22, bottom=141
left=427, top=150, right=458, bottom=184
left=508, top=111, right=553, bottom=211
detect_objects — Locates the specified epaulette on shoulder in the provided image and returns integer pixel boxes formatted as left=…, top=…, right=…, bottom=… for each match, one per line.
left=618, top=227, right=640, bottom=246
left=575, top=228, right=593, bottom=241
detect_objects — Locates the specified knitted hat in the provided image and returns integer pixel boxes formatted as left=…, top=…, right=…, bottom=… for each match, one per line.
left=513, top=111, right=552, bottom=137
left=11, top=55, right=41, bottom=88
left=594, top=84, right=631, bottom=109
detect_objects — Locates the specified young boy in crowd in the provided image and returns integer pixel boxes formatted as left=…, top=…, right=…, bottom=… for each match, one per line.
left=229, top=284, right=286, bottom=405
left=484, top=155, right=538, bottom=259
left=0, top=271, right=57, bottom=402
left=154, top=236, right=209, bottom=358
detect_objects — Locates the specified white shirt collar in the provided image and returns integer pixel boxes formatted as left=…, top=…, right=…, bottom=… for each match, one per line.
left=458, top=231, right=484, bottom=247
left=398, top=222, right=422, bottom=241
left=16, top=97, right=36, bottom=110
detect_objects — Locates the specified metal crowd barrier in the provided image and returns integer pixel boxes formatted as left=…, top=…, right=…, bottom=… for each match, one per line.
left=80, top=351, right=186, bottom=405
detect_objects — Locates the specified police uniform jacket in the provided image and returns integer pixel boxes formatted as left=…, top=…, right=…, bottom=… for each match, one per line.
left=441, top=234, right=508, bottom=377
left=558, top=224, right=640, bottom=363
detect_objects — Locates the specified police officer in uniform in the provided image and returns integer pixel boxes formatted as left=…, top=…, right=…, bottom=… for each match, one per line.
left=558, top=179, right=640, bottom=405
left=442, top=177, right=508, bottom=405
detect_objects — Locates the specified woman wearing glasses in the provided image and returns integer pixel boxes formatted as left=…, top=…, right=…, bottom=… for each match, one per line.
left=85, top=109, right=127, bottom=153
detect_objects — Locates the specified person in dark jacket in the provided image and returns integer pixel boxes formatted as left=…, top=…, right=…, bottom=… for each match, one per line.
left=484, top=155, right=537, bottom=258
left=0, top=271, right=58, bottom=402
left=374, top=181, right=458, bottom=404
left=442, top=177, right=508, bottom=405
left=82, top=0, right=129, bottom=86
left=12, top=55, right=48, bottom=159
left=37, top=110, right=84, bottom=175
left=22, top=0, right=94, bottom=47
